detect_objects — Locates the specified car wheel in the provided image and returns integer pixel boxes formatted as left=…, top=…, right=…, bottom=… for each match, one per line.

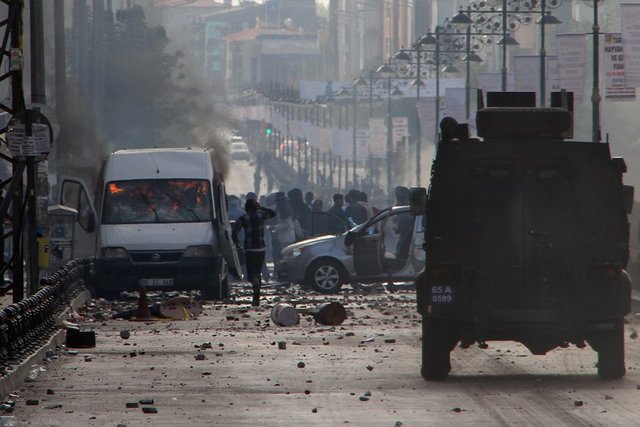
left=305, top=259, right=345, bottom=294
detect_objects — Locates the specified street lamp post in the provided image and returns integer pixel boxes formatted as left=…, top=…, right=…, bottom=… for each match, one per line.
left=386, top=77, right=393, bottom=193
left=591, top=0, right=601, bottom=142
left=452, top=1, right=563, bottom=103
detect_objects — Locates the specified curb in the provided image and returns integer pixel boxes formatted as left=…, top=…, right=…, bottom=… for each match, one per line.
left=0, top=289, right=92, bottom=400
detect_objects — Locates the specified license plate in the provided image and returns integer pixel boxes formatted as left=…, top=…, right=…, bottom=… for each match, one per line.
left=430, top=285, right=454, bottom=303
left=139, top=278, right=174, bottom=287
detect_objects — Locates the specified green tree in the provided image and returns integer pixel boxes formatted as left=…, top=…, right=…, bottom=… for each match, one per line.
left=103, top=6, right=194, bottom=148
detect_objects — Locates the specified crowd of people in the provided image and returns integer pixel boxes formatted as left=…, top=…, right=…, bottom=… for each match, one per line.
left=229, top=186, right=412, bottom=304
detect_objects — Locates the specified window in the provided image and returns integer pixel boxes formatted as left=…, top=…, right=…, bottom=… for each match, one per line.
left=102, top=179, right=213, bottom=224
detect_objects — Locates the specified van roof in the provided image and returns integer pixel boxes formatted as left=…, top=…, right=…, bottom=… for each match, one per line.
left=106, top=147, right=215, bottom=180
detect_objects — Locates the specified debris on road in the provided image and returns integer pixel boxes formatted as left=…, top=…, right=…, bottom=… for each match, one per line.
left=271, top=303, right=299, bottom=326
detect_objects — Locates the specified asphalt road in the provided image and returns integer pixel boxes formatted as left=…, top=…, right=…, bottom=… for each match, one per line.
left=9, top=283, right=640, bottom=427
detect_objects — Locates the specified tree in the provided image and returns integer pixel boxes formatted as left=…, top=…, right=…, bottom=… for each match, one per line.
left=103, top=6, right=195, bottom=149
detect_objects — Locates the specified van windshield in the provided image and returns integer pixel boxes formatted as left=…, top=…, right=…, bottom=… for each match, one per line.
left=102, top=179, right=213, bottom=224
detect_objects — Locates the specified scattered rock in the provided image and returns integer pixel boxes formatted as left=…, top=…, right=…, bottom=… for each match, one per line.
left=195, top=354, right=206, bottom=361
left=604, top=395, right=613, bottom=400
left=297, top=361, right=306, bottom=368
left=451, top=407, right=462, bottom=413
left=311, top=407, right=318, bottom=413
left=574, top=400, right=584, bottom=407
left=45, top=404, right=62, bottom=410
left=120, top=330, right=131, bottom=339
left=359, top=396, right=370, bottom=401
left=278, top=341, right=287, bottom=350
left=384, top=339, right=396, bottom=344
left=142, top=407, right=158, bottom=414
left=126, top=402, right=139, bottom=408
left=25, top=399, right=39, bottom=406
left=366, top=365, right=374, bottom=371
left=46, top=389, right=55, bottom=395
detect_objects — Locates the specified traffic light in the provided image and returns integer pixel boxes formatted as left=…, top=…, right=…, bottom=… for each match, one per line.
left=265, top=126, right=272, bottom=136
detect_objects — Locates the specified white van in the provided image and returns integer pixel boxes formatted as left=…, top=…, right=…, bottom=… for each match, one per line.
left=58, top=147, right=240, bottom=299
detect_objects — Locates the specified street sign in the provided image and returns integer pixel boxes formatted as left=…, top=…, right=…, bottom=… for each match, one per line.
left=7, top=109, right=53, bottom=159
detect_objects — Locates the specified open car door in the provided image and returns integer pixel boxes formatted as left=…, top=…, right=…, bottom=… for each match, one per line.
left=352, top=210, right=387, bottom=278
left=57, top=176, right=98, bottom=258
left=213, top=181, right=242, bottom=279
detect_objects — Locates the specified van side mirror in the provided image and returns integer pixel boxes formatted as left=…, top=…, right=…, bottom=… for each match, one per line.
left=409, top=187, right=427, bottom=216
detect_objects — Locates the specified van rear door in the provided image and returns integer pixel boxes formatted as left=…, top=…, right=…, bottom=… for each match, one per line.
left=473, top=158, right=573, bottom=313
left=58, top=176, right=98, bottom=258
left=212, top=181, right=242, bottom=279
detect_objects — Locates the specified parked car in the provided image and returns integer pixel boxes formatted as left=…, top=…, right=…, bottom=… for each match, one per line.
left=275, top=206, right=425, bottom=293
left=230, top=141, right=250, bottom=161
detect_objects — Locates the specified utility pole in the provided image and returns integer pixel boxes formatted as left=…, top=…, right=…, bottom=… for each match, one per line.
left=7, top=0, right=26, bottom=302
left=54, top=0, right=67, bottom=110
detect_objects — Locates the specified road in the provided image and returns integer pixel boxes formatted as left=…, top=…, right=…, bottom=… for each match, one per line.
left=225, top=157, right=268, bottom=198
left=11, top=284, right=640, bottom=426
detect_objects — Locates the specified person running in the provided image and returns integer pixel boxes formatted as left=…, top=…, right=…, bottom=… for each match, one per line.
left=232, top=199, right=276, bottom=307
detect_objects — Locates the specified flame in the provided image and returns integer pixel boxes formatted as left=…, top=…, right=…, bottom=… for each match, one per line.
left=109, top=183, right=124, bottom=194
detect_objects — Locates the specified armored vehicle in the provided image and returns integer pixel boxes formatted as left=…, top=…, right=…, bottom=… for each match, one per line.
left=412, top=94, right=634, bottom=380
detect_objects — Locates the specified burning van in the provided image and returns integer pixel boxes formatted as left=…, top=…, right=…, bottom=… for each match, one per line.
left=58, top=148, right=241, bottom=299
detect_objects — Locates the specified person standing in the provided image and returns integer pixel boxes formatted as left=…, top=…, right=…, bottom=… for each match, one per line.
left=233, top=199, right=276, bottom=307
left=272, top=194, right=297, bottom=260
left=327, top=193, right=348, bottom=234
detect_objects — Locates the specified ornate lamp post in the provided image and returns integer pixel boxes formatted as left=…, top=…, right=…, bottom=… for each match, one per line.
left=450, top=0, right=564, bottom=104
left=376, top=61, right=404, bottom=193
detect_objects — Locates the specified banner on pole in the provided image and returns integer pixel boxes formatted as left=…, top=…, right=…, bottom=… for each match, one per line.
left=604, top=33, right=636, bottom=101
left=355, top=128, right=370, bottom=163
left=621, top=3, right=640, bottom=87
left=416, top=97, right=437, bottom=144
left=368, top=117, right=387, bottom=158
left=392, top=117, right=409, bottom=150
left=555, top=33, right=586, bottom=103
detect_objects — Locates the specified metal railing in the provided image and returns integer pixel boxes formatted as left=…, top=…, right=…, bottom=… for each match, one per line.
left=0, top=258, right=91, bottom=374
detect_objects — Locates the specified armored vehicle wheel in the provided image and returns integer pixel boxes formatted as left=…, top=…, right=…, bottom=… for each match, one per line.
left=421, top=317, right=452, bottom=380
left=305, top=259, right=345, bottom=294
left=595, top=319, right=625, bottom=380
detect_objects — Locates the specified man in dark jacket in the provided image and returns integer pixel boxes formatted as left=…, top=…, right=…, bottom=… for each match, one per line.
left=287, top=188, right=312, bottom=236
left=327, top=193, right=348, bottom=234
left=232, top=199, right=276, bottom=306
left=344, top=190, right=368, bottom=226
